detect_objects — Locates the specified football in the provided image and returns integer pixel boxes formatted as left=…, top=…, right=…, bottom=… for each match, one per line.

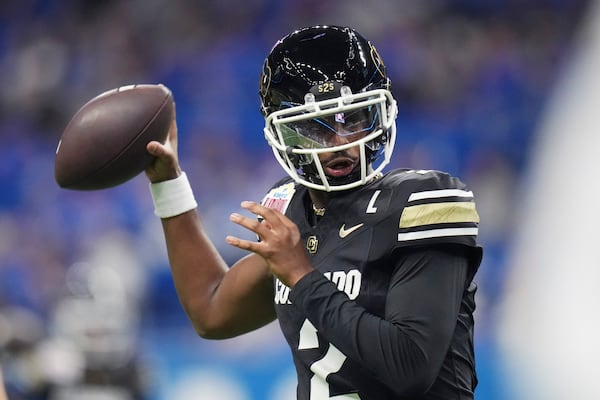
left=54, top=83, right=174, bottom=190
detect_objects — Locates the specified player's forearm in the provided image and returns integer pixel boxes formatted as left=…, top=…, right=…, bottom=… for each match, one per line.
left=160, top=210, right=230, bottom=336
left=290, top=274, right=437, bottom=395
left=289, top=248, right=468, bottom=396
left=160, top=210, right=277, bottom=339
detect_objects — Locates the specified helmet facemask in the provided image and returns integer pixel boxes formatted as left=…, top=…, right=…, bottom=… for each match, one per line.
left=264, top=86, right=397, bottom=191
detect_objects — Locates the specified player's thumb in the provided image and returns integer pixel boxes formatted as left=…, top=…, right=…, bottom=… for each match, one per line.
left=146, top=140, right=165, bottom=156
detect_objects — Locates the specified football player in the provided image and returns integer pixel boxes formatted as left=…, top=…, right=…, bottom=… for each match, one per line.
left=145, top=25, right=482, bottom=399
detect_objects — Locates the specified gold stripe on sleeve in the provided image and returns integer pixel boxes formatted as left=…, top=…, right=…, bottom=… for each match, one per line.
left=399, top=202, right=480, bottom=228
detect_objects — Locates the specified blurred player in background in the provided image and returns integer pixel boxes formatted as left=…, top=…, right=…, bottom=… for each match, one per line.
left=145, top=25, right=482, bottom=399
left=0, top=263, right=150, bottom=400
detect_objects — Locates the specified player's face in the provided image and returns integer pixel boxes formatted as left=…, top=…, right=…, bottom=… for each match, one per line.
left=315, top=126, right=366, bottom=178
left=290, top=109, right=374, bottom=178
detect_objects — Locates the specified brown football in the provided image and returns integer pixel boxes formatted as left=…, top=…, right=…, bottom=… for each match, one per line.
left=55, top=84, right=174, bottom=190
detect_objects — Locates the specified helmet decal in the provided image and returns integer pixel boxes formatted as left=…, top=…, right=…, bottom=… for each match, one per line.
left=370, top=43, right=387, bottom=83
left=259, top=61, right=272, bottom=115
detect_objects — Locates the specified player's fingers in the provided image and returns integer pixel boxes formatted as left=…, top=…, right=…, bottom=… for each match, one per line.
left=240, top=201, right=284, bottom=225
left=147, top=139, right=177, bottom=161
left=229, top=212, right=271, bottom=238
left=148, top=109, right=177, bottom=156
left=225, top=235, right=261, bottom=252
left=145, top=140, right=182, bottom=183
left=146, top=140, right=164, bottom=156
left=241, top=201, right=300, bottom=237
left=166, top=113, right=178, bottom=150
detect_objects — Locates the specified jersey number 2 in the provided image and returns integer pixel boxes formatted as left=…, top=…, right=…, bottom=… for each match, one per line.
left=299, top=319, right=361, bottom=400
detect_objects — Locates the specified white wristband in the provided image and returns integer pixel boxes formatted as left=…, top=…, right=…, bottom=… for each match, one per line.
left=149, top=172, right=198, bottom=218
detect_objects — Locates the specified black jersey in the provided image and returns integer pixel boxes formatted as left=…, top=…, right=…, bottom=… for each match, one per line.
left=261, top=169, right=482, bottom=400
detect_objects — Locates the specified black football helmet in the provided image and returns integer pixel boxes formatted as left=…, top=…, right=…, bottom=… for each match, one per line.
left=260, top=25, right=398, bottom=191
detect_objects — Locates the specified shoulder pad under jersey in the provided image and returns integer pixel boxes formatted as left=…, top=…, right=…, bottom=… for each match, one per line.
left=383, top=169, right=480, bottom=249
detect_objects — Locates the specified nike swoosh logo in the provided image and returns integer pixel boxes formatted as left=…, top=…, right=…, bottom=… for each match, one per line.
left=339, top=223, right=364, bottom=238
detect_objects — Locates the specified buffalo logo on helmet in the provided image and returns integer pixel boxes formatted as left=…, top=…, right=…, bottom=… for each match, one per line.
left=370, top=43, right=387, bottom=83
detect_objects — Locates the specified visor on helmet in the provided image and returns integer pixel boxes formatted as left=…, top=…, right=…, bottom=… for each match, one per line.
left=280, top=105, right=380, bottom=148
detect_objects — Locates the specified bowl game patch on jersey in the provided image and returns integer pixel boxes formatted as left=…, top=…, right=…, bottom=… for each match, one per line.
left=261, top=182, right=296, bottom=214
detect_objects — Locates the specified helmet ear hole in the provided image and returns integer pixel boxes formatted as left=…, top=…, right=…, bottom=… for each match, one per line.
left=368, top=135, right=384, bottom=153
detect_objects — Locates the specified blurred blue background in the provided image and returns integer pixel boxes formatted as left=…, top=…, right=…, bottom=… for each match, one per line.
left=0, top=0, right=594, bottom=399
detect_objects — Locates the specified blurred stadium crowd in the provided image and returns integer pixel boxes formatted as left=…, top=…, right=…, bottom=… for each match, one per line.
left=0, top=1, right=591, bottom=399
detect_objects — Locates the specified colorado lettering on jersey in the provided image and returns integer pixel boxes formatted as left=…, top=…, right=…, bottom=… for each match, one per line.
left=274, top=269, right=363, bottom=304
left=322, top=269, right=362, bottom=300
left=274, top=278, right=292, bottom=305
